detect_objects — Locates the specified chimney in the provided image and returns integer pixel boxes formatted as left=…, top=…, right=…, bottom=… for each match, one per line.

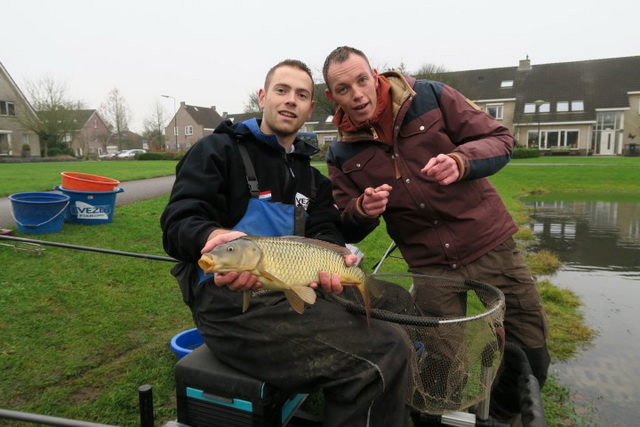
left=518, top=55, right=531, bottom=71
left=211, top=106, right=216, bottom=112
left=180, top=101, right=186, bottom=107
left=222, top=112, right=228, bottom=118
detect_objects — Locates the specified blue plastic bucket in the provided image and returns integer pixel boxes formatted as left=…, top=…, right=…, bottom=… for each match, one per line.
left=54, top=186, right=124, bottom=225
left=170, top=328, right=204, bottom=359
left=9, top=192, right=70, bottom=234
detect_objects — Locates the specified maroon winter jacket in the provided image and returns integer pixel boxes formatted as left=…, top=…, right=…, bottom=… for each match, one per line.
left=326, top=72, right=518, bottom=269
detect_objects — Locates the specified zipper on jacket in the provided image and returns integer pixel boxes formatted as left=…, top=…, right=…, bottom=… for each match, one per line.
left=282, top=153, right=296, bottom=202
left=391, top=153, right=402, bottom=179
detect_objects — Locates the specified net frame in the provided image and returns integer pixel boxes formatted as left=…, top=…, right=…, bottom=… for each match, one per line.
left=331, top=273, right=506, bottom=415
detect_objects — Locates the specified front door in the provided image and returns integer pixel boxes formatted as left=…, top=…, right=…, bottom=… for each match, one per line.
left=599, top=130, right=615, bottom=155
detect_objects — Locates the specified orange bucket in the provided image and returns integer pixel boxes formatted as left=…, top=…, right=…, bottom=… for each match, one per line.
left=60, top=172, right=120, bottom=192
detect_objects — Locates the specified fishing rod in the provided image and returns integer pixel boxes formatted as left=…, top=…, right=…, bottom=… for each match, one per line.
left=0, top=234, right=178, bottom=262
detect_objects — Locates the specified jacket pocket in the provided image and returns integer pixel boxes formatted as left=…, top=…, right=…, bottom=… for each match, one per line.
left=341, top=147, right=376, bottom=174
left=399, top=110, right=442, bottom=138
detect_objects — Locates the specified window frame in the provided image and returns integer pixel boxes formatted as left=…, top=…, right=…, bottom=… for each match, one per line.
left=486, top=104, right=504, bottom=120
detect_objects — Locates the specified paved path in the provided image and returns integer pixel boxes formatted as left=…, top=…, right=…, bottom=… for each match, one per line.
left=0, top=175, right=175, bottom=228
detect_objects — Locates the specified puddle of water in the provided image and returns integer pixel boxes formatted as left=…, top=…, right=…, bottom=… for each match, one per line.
left=526, top=198, right=640, bottom=426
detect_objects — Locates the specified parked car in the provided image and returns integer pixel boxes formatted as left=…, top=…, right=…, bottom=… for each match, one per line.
left=116, top=149, right=147, bottom=158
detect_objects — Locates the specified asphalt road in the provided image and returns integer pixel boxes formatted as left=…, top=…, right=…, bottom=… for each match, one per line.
left=0, top=175, right=175, bottom=229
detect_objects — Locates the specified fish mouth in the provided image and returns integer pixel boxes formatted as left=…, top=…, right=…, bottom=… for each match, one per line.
left=197, top=256, right=216, bottom=273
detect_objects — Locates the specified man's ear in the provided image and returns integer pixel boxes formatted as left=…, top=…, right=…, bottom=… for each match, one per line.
left=306, top=100, right=315, bottom=120
left=324, top=88, right=335, bottom=103
left=373, top=68, right=379, bottom=88
left=258, top=88, right=266, bottom=109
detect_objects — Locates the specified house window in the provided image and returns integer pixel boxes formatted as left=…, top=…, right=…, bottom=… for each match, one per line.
left=500, top=80, right=513, bottom=88
left=486, top=104, right=503, bottom=120
left=557, top=101, right=569, bottom=112
left=173, top=126, right=178, bottom=136
left=524, top=102, right=550, bottom=113
left=22, top=134, right=30, bottom=145
left=528, top=129, right=579, bottom=149
left=185, top=126, right=193, bottom=136
left=571, top=100, right=584, bottom=111
left=0, top=101, right=16, bottom=116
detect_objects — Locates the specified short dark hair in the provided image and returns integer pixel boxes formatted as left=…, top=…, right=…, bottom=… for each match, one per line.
left=264, top=59, right=315, bottom=97
left=322, top=46, right=372, bottom=90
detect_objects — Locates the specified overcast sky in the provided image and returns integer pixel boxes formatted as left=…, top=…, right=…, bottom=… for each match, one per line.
left=4, top=0, right=639, bottom=132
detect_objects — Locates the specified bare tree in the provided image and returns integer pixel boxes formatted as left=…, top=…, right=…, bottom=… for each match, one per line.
left=143, top=101, right=167, bottom=151
left=411, top=63, right=461, bottom=88
left=19, top=77, right=84, bottom=157
left=412, top=63, right=450, bottom=80
left=243, top=91, right=261, bottom=113
left=100, top=88, right=131, bottom=150
left=313, top=83, right=336, bottom=117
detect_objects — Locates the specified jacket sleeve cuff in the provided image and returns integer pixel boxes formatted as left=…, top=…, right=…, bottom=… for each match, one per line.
left=355, top=194, right=378, bottom=220
left=447, top=153, right=466, bottom=181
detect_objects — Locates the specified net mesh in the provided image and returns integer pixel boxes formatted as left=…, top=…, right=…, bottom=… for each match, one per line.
left=336, top=273, right=505, bottom=415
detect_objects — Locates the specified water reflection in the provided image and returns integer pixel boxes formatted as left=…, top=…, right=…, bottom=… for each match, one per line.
left=525, top=199, right=640, bottom=426
left=528, top=200, right=640, bottom=270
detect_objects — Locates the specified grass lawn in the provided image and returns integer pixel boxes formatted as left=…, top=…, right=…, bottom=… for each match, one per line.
left=1, top=157, right=639, bottom=425
left=0, top=161, right=178, bottom=197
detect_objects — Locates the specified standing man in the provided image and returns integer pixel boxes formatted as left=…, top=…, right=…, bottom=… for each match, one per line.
left=161, top=59, right=412, bottom=427
left=323, top=46, right=549, bottom=424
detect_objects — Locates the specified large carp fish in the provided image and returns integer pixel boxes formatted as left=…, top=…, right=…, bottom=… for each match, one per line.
left=198, top=235, right=382, bottom=324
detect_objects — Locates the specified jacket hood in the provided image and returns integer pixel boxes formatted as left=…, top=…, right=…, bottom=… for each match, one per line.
left=213, top=118, right=319, bottom=157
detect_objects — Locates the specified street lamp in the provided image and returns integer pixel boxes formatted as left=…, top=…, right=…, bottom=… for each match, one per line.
left=161, top=94, right=177, bottom=150
left=534, top=99, right=546, bottom=148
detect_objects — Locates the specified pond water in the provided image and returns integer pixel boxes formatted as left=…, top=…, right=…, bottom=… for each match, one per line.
left=524, top=198, right=640, bottom=426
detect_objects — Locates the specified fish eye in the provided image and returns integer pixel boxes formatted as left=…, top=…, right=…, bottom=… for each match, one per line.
left=226, top=247, right=234, bottom=252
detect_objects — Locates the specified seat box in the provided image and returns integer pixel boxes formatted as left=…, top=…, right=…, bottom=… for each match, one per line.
left=175, top=345, right=307, bottom=427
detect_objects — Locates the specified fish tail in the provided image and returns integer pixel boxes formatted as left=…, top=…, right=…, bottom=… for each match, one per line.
left=364, top=275, right=384, bottom=298
left=356, top=276, right=387, bottom=327
left=242, top=290, right=251, bottom=312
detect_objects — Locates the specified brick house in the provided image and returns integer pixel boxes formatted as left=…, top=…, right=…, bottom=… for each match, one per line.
left=164, top=102, right=224, bottom=151
left=0, top=61, right=41, bottom=157
left=69, top=109, right=112, bottom=157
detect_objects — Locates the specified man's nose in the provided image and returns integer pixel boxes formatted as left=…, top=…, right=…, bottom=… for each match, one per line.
left=352, top=87, right=364, bottom=101
left=285, top=92, right=297, bottom=105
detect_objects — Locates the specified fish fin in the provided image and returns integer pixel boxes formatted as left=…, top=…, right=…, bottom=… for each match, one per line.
left=279, top=235, right=352, bottom=256
left=292, top=286, right=317, bottom=305
left=364, top=275, right=385, bottom=298
left=284, top=289, right=306, bottom=314
left=242, top=290, right=251, bottom=312
left=258, top=270, right=288, bottom=288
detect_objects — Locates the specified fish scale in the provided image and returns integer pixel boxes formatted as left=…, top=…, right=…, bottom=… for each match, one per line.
left=256, top=238, right=363, bottom=285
